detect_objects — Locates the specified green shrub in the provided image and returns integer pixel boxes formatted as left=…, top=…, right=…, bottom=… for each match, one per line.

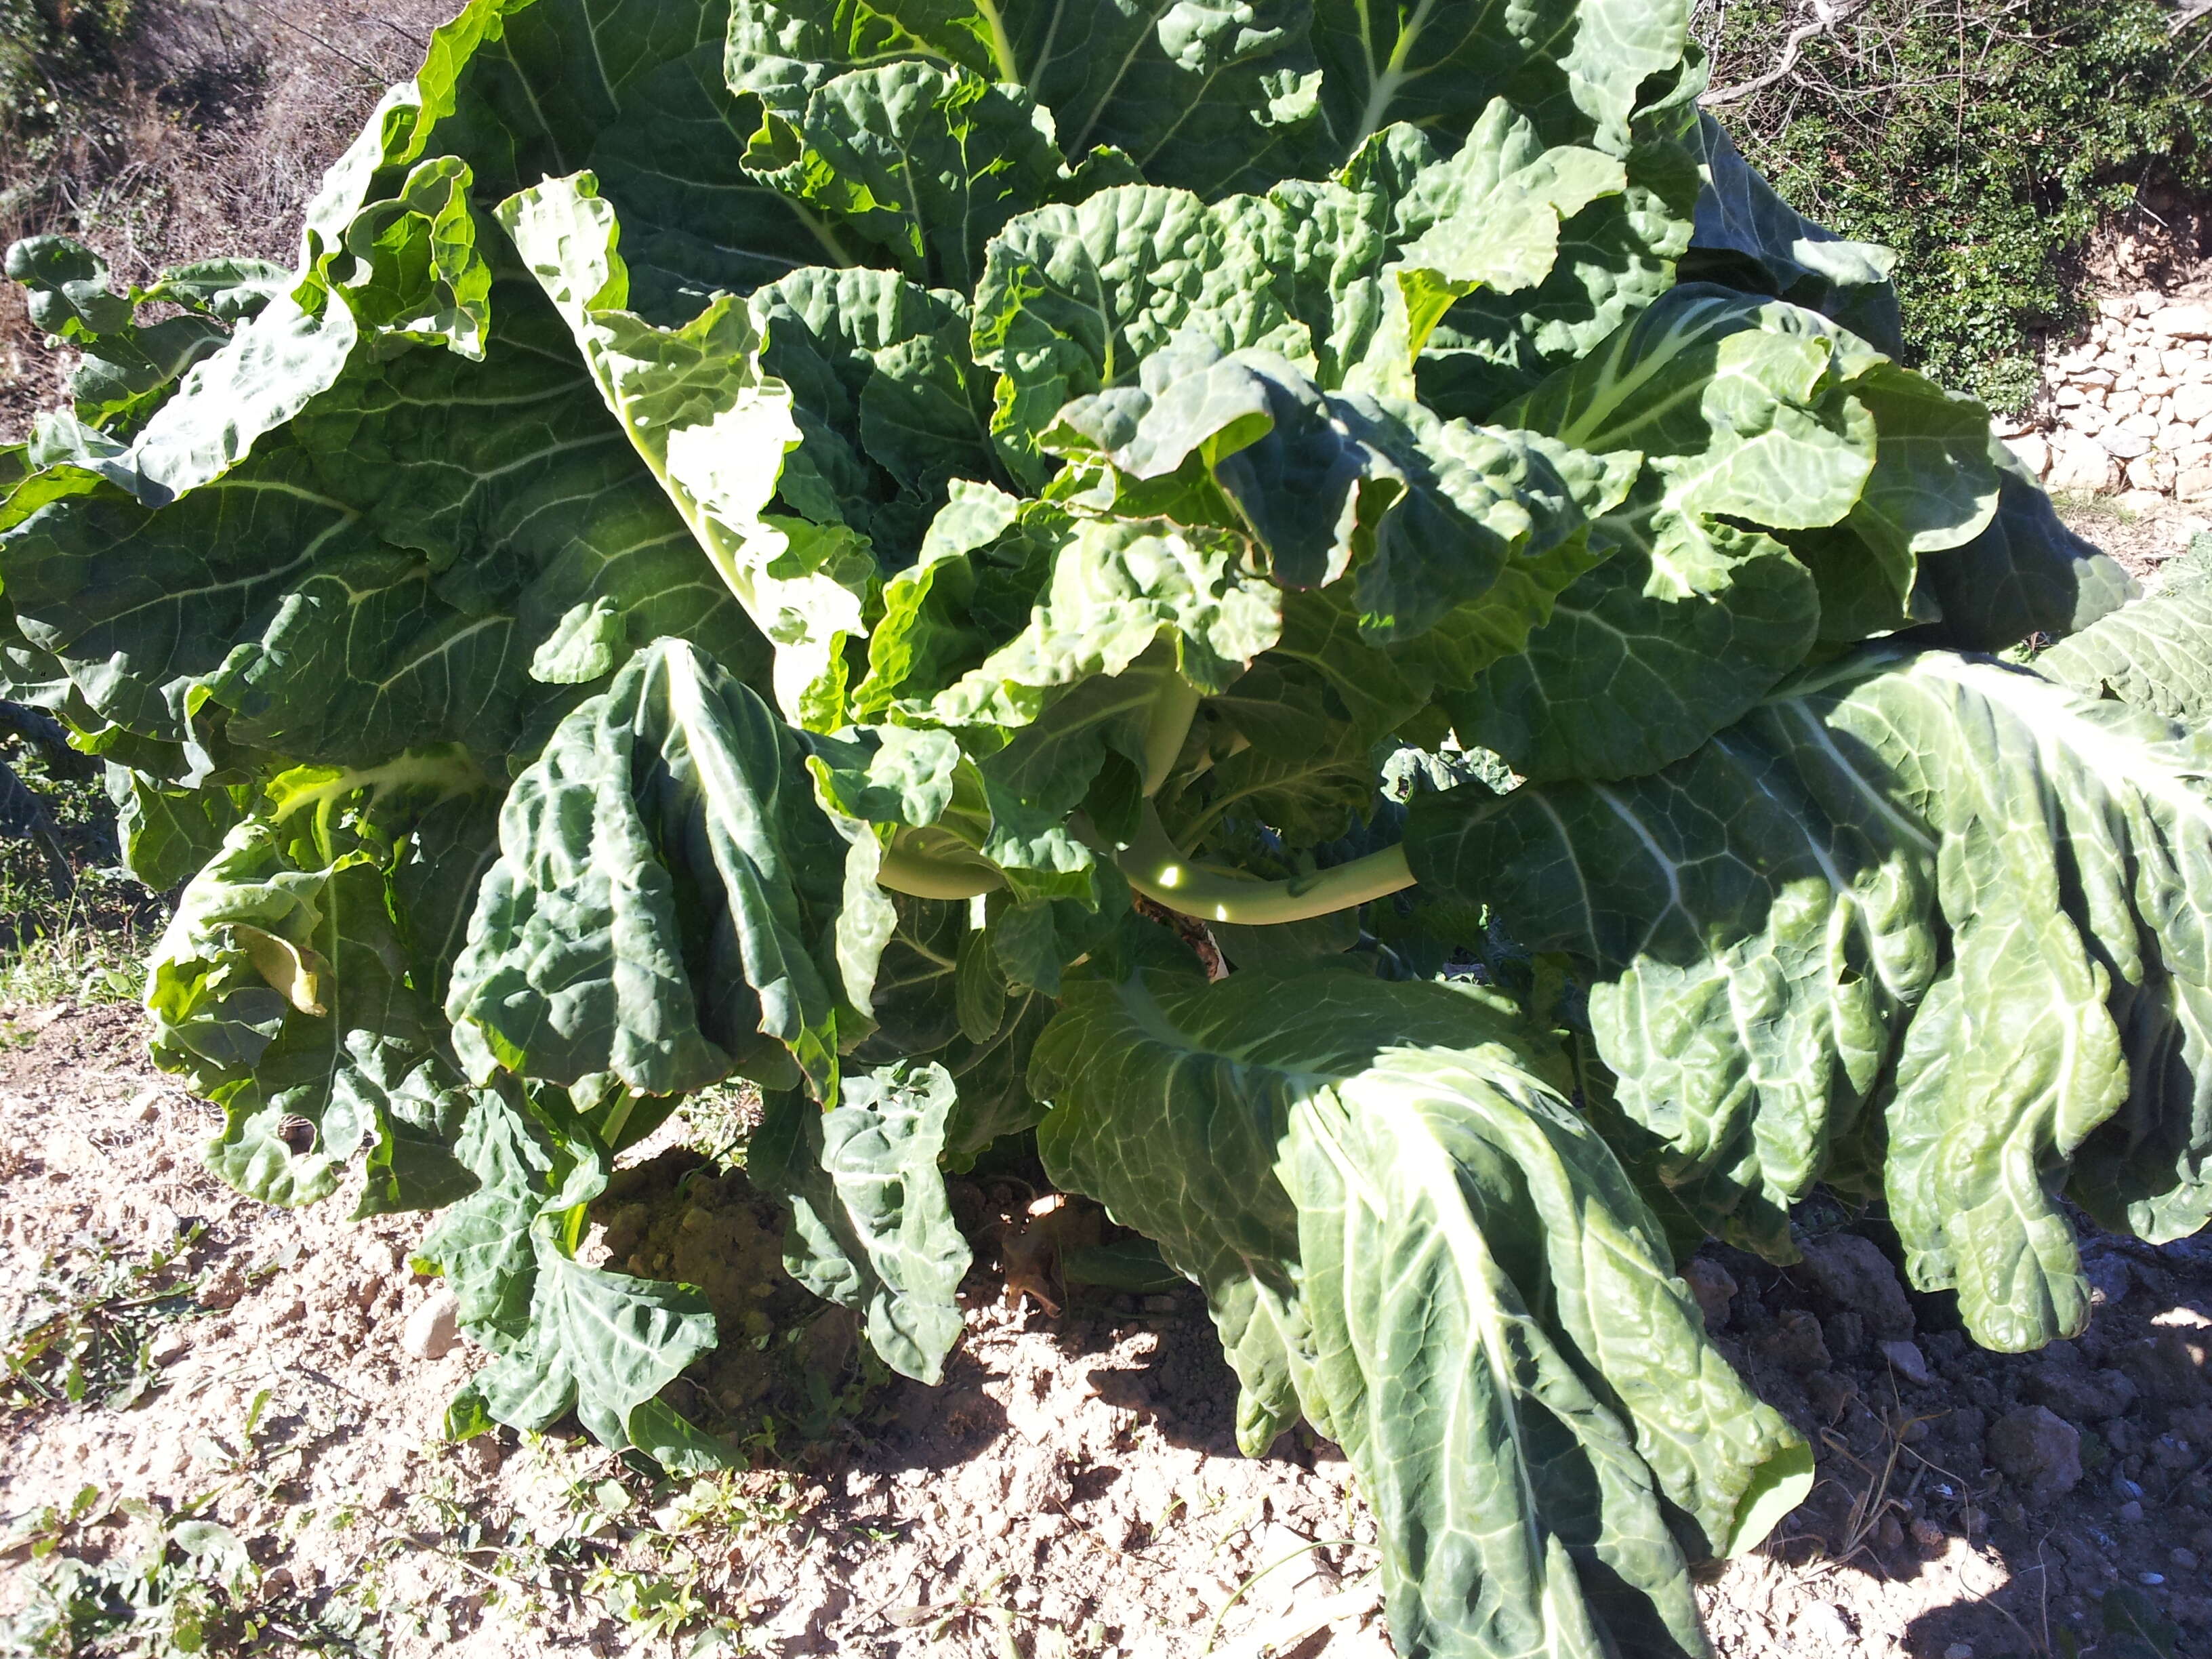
left=1698, top=0, right=2212, bottom=411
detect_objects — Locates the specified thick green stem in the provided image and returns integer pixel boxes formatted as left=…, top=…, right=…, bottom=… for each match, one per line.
left=1141, top=674, right=1202, bottom=798
left=1114, top=806, right=1415, bottom=925
left=875, top=804, right=1419, bottom=926
left=878, top=832, right=1005, bottom=900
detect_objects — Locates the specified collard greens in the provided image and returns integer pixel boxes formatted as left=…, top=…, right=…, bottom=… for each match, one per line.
left=7, top=0, right=2206, bottom=1653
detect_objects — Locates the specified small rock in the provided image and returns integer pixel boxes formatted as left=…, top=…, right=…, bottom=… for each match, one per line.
left=1910, top=1517, right=1946, bottom=1549
left=147, top=1328, right=189, bottom=1366
left=131, top=1087, right=163, bottom=1124
left=1754, top=1309, right=1832, bottom=1374
left=1683, top=1256, right=1736, bottom=1331
left=2152, top=303, right=2212, bottom=342
left=1798, top=1233, right=1914, bottom=1339
left=1945, top=1645, right=1973, bottom=1659
left=2121, top=1500, right=2146, bottom=1523
left=2004, top=432, right=2051, bottom=478
left=1988, top=1406, right=2083, bottom=1507
left=2086, top=1254, right=2133, bottom=1309
left=1876, top=1513, right=1904, bottom=1552
left=1880, top=1339, right=1934, bottom=1387
left=1794, top=1603, right=1852, bottom=1648
left=401, top=1290, right=460, bottom=1360
left=2142, top=1572, right=2167, bottom=1587
left=2174, top=1548, right=2200, bottom=1570
left=2026, top=1364, right=2138, bottom=1424
left=2101, top=424, right=2154, bottom=460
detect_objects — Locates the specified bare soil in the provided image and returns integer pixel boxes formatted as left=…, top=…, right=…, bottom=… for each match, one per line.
left=0, top=0, right=451, bottom=441
left=2, top=1001, right=2209, bottom=1658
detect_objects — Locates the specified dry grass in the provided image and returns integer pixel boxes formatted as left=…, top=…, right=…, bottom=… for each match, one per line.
left=1, top=0, right=453, bottom=441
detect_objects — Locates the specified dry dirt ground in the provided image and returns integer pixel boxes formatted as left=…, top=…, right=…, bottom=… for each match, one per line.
left=3, top=1001, right=2211, bottom=1659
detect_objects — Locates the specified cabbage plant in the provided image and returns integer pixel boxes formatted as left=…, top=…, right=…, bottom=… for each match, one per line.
left=6, top=0, right=2211, bottom=1652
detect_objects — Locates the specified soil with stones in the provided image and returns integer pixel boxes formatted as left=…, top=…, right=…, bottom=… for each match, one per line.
left=3, top=1001, right=2209, bottom=1658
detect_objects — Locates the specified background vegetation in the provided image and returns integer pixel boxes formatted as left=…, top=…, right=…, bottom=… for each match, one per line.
left=1694, top=0, right=2212, bottom=411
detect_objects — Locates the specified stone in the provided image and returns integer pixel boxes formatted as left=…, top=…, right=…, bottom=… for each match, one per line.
left=1988, top=1406, right=2083, bottom=1507
left=401, top=1290, right=459, bottom=1360
left=2074, top=367, right=2118, bottom=390
left=2167, top=348, right=2200, bottom=377
left=2109, top=389, right=2144, bottom=419
left=2179, top=466, right=2212, bottom=502
left=2121, top=411, right=2161, bottom=438
left=2086, top=1253, right=2133, bottom=1309
left=2152, top=303, right=2212, bottom=341
left=2049, top=437, right=2121, bottom=493
left=1754, top=1309, right=1832, bottom=1373
left=2026, top=1364, right=2138, bottom=1423
left=2124, top=457, right=2169, bottom=494
left=2174, top=382, right=2212, bottom=426
left=1799, top=1232, right=1914, bottom=1338
left=1880, top=1339, right=1935, bottom=1387
left=1683, top=1256, right=1736, bottom=1330
left=2121, top=1500, right=2147, bottom=1523
left=2097, top=295, right=2139, bottom=322
left=2166, top=424, right=2200, bottom=451
left=2101, top=424, right=2154, bottom=460
left=2005, top=433, right=2051, bottom=478
left=2055, top=385, right=2087, bottom=407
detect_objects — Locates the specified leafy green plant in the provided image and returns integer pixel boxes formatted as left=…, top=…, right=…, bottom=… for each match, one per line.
left=3, top=0, right=2208, bottom=1654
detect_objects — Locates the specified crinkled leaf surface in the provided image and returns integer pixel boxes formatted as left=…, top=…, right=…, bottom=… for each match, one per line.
left=447, top=638, right=868, bottom=1101
left=1410, top=649, right=2212, bottom=1349
left=1035, top=948, right=1807, bottom=1658
left=752, top=1060, right=972, bottom=1382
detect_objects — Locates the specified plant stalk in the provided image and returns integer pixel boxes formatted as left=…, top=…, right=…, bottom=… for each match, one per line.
left=1113, top=807, right=1414, bottom=925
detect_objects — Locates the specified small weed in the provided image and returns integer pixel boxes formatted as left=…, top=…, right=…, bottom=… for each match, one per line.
left=3, top=1225, right=207, bottom=1412
left=0, top=1494, right=386, bottom=1658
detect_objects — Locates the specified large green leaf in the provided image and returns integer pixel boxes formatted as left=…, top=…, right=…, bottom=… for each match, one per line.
left=1682, top=113, right=1902, bottom=355
left=752, top=1061, right=973, bottom=1382
left=724, top=0, right=1323, bottom=197
left=743, top=62, right=1086, bottom=293
left=750, top=265, right=1002, bottom=552
left=2041, top=571, right=2212, bottom=727
left=1446, top=284, right=1993, bottom=779
left=1307, top=0, right=1690, bottom=157
left=1040, top=339, right=1634, bottom=654
left=144, top=809, right=486, bottom=1216
left=447, top=638, right=872, bottom=1101
left=1909, top=443, right=2135, bottom=651
left=970, top=184, right=1317, bottom=482
left=1450, top=477, right=1820, bottom=782
left=1, top=286, right=766, bottom=770
left=1034, top=947, right=1807, bottom=1659
left=499, top=171, right=871, bottom=726
left=1409, top=649, right=2212, bottom=1350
